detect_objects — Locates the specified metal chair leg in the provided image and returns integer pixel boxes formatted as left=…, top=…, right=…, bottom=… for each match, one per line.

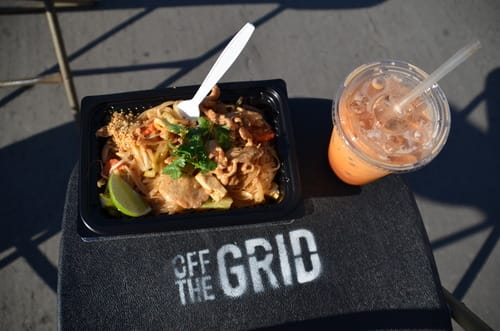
left=0, top=1, right=96, bottom=114
left=0, top=1, right=97, bottom=14
left=442, top=287, right=493, bottom=331
left=44, top=0, right=79, bottom=114
left=0, top=73, right=62, bottom=87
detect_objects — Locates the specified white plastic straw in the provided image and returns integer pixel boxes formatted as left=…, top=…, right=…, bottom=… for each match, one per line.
left=396, top=40, right=481, bottom=112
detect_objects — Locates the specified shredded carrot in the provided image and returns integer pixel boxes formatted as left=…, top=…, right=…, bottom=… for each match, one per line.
left=104, top=158, right=121, bottom=176
left=141, top=122, right=157, bottom=136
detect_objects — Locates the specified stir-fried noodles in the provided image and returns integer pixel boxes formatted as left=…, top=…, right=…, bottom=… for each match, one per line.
left=97, top=86, right=280, bottom=215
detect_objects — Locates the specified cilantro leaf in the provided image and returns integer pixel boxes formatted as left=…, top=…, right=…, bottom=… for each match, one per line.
left=166, top=123, right=186, bottom=135
left=197, top=116, right=211, bottom=129
left=214, top=125, right=231, bottom=150
left=162, top=117, right=232, bottom=179
left=162, top=157, right=186, bottom=179
left=192, top=155, right=217, bottom=173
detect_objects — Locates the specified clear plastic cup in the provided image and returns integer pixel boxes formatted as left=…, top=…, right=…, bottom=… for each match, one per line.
left=328, top=60, right=451, bottom=185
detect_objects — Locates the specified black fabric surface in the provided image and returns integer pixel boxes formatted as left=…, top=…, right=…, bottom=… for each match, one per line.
left=58, top=98, right=451, bottom=330
left=58, top=171, right=451, bottom=330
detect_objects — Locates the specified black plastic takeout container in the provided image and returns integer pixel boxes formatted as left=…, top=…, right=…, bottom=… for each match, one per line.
left=79, top=79, right=301, bottom=239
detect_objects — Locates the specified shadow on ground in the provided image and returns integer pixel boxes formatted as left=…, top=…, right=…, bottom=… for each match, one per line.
left=0, top=0, right=384, bottom=298
left=1, top=0, right=495, bottom=310
left=1, top=0, right=384, bottom=13
left=405, top=68, right=500, bottom=300
left=0, top=0, right=385, bottom=109
left=0, top=122, right=78, bottom=292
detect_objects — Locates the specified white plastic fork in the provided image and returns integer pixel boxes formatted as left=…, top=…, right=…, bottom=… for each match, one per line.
left=177, top=22, right=255, bottom=120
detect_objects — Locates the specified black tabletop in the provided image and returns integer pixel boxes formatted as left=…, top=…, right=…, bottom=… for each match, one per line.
left=58, top=98, right=451, bottom=330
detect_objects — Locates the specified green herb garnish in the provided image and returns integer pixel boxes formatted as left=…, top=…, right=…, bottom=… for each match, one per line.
left=162, top=157, right=187, bottom=179
left=166, top=123, right=186, bottom=135
left=214, top=125, right=231, bottom=150
left=162, top=117, right=231, bottom=179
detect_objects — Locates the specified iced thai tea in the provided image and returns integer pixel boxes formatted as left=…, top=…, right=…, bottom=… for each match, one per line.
left=328, top=61, right=450, bottom=185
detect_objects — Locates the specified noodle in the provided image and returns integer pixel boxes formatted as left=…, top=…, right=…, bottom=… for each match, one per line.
left=97, top=86, right=280, bottom=215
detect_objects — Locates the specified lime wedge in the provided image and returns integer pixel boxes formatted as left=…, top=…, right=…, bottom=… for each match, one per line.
left=99, top=193, right=114, bottom=208
left=108, top=173, right=151, bottom=217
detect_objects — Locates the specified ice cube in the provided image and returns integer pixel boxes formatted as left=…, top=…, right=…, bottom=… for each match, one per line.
left=383, top=141, right=395, bottom=154
left=371, top=77, right=385, bottom=90
left=358, top=111, right=375, bottom=130
left=384, top=118, right=409, bottom=132
left=411, top=130, right=430, bottom=152
left=418, top=115, right=430, bottom=127
left=350, top=99, right=367, bottom=114
left=352, top=91, right=364, bottom=102
left=360, top=118, right=374, bottom=130
left=383, top=134, right=410, bottom=154
left=366, top=129, right=381, bottom=140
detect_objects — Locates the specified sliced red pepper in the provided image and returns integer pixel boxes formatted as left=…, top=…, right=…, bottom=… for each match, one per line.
left=252, top=128, right=275, bottom=142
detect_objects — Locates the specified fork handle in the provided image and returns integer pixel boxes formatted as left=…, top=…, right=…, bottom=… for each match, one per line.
left=192, top=23, right=255, bottom=105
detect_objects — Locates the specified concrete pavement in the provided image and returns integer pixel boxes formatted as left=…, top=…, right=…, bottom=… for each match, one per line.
left=1, top=1, right=499, bottom=329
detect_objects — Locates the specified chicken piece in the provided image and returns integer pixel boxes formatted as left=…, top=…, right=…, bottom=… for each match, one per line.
left=202, top=108, right=236, bottom=129
left=227, top=145, right=263, bottom=164
left=206, top=140, right=227, bottom=167
left=212, top=159, right=238, bottom=186
left=195, top=173, right=227, bottom=202
left=238, top=127, right=254, bottom=145
left=158, top=175, right=209, bottom=210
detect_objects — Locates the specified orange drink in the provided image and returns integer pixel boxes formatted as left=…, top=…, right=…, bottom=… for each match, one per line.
left=328, top=61, right=451, bottom=185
